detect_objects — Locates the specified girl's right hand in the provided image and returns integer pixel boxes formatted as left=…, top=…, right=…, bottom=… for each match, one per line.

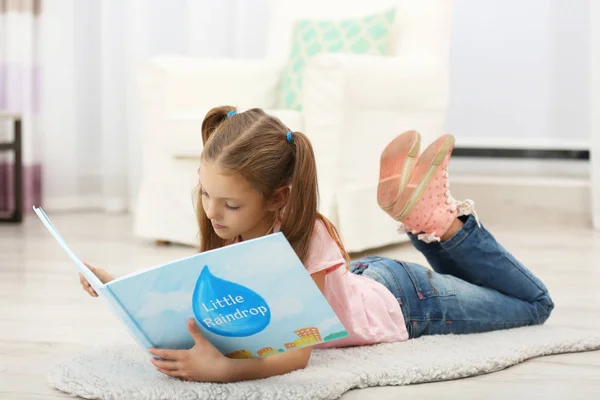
left=79, top=263, right=115, bottom=297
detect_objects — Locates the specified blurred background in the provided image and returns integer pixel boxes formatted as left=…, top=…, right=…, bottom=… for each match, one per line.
left=1, top=0, right=598, bottom=251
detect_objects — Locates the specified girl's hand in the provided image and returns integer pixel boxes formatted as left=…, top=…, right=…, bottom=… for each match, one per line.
left=79, top=263, right=114, bottom=297
left=148, top=319, right=233, bottom=382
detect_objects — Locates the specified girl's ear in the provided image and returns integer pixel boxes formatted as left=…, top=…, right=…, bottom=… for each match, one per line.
left=268, top=186, right=290, bottom=212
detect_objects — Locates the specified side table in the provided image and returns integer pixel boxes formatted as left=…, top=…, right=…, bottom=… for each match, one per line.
left=0, top=113, right=23, bottom=223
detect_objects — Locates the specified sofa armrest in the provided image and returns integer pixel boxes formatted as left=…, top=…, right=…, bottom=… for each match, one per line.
left=139, top=56, right=286, bottom=113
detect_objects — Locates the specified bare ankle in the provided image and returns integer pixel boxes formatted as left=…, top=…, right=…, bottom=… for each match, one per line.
left=440, top=218, right=464, bottom=242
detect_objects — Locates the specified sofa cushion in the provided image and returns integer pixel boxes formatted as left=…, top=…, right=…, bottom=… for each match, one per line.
left=279, top=8, right=396, bottom=111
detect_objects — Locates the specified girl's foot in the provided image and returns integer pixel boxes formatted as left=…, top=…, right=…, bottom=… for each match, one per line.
left=390, top=134, right=478, bottom=243
left=377, top=130, right=421, bottom=213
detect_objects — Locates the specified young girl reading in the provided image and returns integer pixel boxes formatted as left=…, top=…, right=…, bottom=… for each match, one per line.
left=79, top=106, right=554, bottom=382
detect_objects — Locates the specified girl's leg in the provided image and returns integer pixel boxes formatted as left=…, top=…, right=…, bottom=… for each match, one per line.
left=351, top=256, right=554, bottom=338
left=371, top=132, right=554, bottom=337
left=408, top=214, right=553, bottom=310
left=385, top=134, right=553, bottom=314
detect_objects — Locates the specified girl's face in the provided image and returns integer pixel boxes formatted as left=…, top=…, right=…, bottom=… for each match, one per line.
left=198, top=160, right=277, bottom=242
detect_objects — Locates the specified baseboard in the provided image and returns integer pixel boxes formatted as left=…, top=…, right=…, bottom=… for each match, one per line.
left=454, top=137, right=590, bottom=151
left=453, top=148, right=589, bottom=160
left=450, top=175, right=592, bottom=228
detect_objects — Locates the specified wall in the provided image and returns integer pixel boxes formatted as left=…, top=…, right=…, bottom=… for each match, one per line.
left=446, top=0, right=590, bottom=149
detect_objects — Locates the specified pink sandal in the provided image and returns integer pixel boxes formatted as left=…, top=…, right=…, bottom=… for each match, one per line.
left=390, top=133, right=479, bottom=242
left=377, top=130, right=421, bottom=213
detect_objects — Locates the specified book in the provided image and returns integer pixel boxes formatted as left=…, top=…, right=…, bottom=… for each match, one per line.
left=33, top=206, right=349, bottom=359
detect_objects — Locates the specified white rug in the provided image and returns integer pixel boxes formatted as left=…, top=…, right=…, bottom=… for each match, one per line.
left=48, top=326, right=600, bottom=400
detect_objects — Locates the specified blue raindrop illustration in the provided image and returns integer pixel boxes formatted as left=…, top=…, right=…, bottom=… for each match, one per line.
left=192, top=266, right=271, bottom=337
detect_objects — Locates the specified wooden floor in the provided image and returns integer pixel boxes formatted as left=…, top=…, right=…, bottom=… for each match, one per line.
left=1, top=212, right=599, bottom=399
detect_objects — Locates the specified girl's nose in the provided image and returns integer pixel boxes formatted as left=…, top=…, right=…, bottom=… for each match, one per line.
left=205, top=201, right=221, bottom=220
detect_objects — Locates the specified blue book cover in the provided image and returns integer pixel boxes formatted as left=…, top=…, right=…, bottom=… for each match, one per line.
left=33, top=206, right=349, bottom=359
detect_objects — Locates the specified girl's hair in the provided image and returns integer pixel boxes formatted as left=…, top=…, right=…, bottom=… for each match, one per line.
left=197, top=105, right=350, bottom=266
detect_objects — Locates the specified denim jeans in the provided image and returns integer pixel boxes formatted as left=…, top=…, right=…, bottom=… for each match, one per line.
left=350, top=215, right=554, bottom=338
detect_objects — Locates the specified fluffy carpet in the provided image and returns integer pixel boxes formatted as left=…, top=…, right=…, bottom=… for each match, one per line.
left=47, top=325, right=600, bottom=400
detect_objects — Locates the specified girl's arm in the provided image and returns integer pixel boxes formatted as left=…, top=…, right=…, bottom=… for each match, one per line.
left=149, top=270, right=327, bottom=382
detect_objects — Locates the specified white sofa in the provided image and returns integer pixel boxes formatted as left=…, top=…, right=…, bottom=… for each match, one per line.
left=133, top=0, right=454, bottom=252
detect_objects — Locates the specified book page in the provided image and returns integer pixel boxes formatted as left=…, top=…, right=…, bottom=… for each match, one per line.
left=33, top=206, right=104, bottom=291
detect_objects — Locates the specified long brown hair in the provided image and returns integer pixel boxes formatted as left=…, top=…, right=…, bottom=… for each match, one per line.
left=197, top=105, right=350, bottom=266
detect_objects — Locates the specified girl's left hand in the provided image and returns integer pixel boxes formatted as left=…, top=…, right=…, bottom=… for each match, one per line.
left=148, top=319, right=233, bottom=382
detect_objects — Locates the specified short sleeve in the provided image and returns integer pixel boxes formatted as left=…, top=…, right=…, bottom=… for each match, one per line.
left=304, top=220, right=346, bottom=275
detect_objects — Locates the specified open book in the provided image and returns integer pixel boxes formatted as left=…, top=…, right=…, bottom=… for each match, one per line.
left=34, top=206, right=349, bottom=359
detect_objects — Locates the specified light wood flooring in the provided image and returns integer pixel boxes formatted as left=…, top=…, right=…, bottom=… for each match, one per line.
left=1, top=212, right=599, bottom=399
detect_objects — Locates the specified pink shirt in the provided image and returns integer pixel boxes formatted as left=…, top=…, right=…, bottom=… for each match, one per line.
left=234, top=219, right=409, bottom=347
left=301, top=220, right=409, bottom=348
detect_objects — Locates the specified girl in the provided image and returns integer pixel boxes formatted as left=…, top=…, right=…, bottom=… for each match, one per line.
left=80, top=106, right=554, bottom=383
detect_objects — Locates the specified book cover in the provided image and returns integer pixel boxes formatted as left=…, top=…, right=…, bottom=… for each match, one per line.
left=34, top=206, right=349, bottom=359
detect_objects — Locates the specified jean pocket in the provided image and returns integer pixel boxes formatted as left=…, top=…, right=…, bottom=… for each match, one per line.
left=357, top=257, right=402, bottom=295
left=399, top=261, right=457, bottom=299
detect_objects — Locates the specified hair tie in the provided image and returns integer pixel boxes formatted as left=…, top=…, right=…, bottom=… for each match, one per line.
left=286, top=131, right=294, bottom=143
left=226, top=110, right=237, bottom=118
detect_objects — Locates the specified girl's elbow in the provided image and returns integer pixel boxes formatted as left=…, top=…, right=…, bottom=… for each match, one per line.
left=296, top=357, right=309, bottom=371
left=294, top=348, right=312, bottom=370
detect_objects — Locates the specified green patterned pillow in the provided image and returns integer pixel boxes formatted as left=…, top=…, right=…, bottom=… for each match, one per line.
left=280, top=8, right=396, bottom=111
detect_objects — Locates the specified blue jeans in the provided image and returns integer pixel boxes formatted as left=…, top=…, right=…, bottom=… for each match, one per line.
left=350, top=215, right=554, bottom=338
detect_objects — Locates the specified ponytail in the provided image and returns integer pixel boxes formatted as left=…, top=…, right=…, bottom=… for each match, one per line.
left=201, top=105, right=236, bottom=145
left=280, top=132, right=351, bottom=266
left=279, top=132, right=318, bottom=263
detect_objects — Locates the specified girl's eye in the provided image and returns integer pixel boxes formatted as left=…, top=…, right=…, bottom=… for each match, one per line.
left=200, top=190, right=209, bottom=197
left=226, top=204, right=240, bottom=211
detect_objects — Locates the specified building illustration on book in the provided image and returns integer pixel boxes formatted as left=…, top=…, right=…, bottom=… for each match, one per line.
left=226, top=326, right=326, bottom=358
left=227, top=325, right=352, bottom=358
left=284, top=327, right=322, bottom=349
